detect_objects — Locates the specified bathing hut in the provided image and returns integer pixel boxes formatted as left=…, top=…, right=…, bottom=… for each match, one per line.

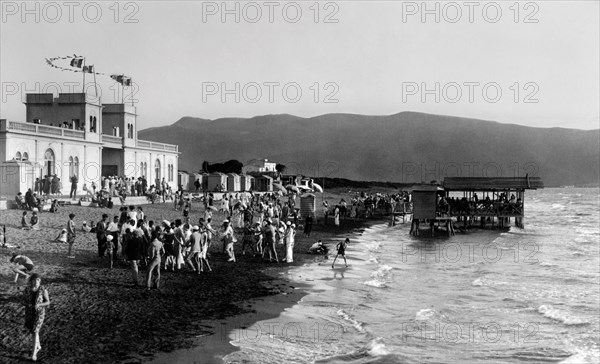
left=0, top=160, right=39, bottom=197
left=207, top=172, right=228, bottom=192
left=411, top=184, right=444, bottom=220
left=239, top=174, right=254, bottom=191
left=300, top=193, right=316, bottom=219
left=253, top=175, right=273, bottom=192
left=178, top=171, right=190, bottom=191
left=227, top=173, right=241, bottom=192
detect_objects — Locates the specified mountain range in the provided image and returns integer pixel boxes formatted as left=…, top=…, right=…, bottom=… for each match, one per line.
left=138, top=112, right=599, bottom=187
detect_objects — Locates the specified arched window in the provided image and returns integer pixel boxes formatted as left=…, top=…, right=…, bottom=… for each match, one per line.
left=44, top=149, right=55, bottom=176
left=68, top=156, right=74, bottom=177
left=15, top=152, right=22, bottom=161
left=22, top=152, right=29, bottom=161
left=74, top=157, right=79, bottom=178
left=155, top=159, right=161, bottom=182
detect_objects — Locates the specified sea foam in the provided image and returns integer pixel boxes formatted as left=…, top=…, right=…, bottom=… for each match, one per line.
left=538, top=305, right=589, bottom=326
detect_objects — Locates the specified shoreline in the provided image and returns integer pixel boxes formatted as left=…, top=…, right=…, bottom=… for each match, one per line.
left=147, top=220, right=377, bottom=363
left=0, top=202, right=374, bottom=364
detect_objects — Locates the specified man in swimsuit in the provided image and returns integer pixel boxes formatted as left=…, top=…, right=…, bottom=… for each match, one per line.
left=332, top=238, right=349, bottom=268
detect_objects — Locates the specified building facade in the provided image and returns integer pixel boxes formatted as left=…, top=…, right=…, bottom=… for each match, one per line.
left=241, top=158, right=277, bottom=174
left=0, top=92, right=179, bottom=196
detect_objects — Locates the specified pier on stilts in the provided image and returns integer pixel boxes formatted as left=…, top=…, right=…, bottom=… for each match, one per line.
left=388, top=202, right=412, bottom=226
left=410, top=177, right=544, bottom=237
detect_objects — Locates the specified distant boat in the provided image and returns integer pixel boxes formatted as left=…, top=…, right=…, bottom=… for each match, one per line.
left=561, top=185, right=575, bottom=188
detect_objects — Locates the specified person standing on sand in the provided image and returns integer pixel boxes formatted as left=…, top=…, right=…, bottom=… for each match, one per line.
left=285, top=223, right=296, bottom=263
left=107, top=216, right=120, bottom=260
left=96, top=214, right=108, bottom=257
left=147, top=227, right=165, bottom=289
left=186, top=225, right=202, bottom=272
left=105, top=235, right=115, bottom=269
left=304, top=214, right=313, bottom=237
left=22, top=273, right=50, bottom=362
left=263, top=219, right=278, bottom=263
left=69, top=175, right=78, bottom=199
left=199, top=225, right=212, bottom=272
left=126, top=229, right=143, bottom=286
left=221, top=220, right=236, bottom=262
left=67, top=213, right=76, bottom=258
left=204, top=217, right=217, bottom=252
left=332, top=238, right=349, bottom=268
left=323, top=201, right=329, bottom=225
left=173, top=219, right=186, bottom=271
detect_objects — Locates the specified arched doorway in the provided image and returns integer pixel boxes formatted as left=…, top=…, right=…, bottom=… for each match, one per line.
left=44, top=149, right=55, bottom=176
left=154, top=159, right=161, bottom=184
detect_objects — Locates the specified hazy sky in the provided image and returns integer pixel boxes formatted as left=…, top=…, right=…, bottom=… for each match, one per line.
left=1, top=1, right=598, bottom=130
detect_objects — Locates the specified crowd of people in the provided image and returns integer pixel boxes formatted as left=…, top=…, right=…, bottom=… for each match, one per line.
left=8, top=187, right=367, bottom=361
left=323, top=191, right=412, bottom=225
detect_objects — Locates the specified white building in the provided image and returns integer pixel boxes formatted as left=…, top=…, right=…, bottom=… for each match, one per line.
left=0, top=92, right=179, bottom=196
left=241, top=158, right=277, bottom=174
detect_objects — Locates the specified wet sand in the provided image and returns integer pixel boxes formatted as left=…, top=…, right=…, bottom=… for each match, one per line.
left=0, top=202, right=366, bottom=363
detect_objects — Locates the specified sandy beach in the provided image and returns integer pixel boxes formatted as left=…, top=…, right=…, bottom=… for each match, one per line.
left=0, top=198, right=367, bottom=363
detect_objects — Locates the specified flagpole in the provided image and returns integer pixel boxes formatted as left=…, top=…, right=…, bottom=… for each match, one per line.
left=82, top=57, right=86, bottom=94
left=93, top=69, right=98, bottom=97
left=121, top=75, right=124, bottom=103
left=130, top=80, right=134, bottom=107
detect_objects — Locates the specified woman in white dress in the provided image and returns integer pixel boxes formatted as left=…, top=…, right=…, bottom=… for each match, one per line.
left=285, top=222, right=296, bottom=263
left=334, top=205, right=340, bottom=226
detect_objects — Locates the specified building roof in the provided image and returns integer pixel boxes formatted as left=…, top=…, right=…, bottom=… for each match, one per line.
left=443, top=177, right=544, bottom=191
left=410, top=184, right=444, bottom=192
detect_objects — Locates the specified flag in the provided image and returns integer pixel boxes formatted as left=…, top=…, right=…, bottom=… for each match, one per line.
left=110, top=74, right=132, bottom=86
left=70, top=58, right=83, bottom=68
left=82, top=65, right=94, bottom=73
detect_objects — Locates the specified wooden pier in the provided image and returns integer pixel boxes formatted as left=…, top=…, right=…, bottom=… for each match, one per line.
left=410, top=177, right=543, bottom=237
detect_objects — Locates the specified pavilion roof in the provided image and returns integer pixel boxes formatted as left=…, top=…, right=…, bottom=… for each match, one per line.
left=443, top=177, right=544, bottom=191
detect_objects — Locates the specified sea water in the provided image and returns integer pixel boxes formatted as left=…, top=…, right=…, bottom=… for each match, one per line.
left=220, top=188, right=600, bottom=364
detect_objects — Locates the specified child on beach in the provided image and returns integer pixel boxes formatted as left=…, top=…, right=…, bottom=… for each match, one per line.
left=105, top=235, right=115, bottom=269
left=21, top=211, right=30, bottom=229
left=30, top=211, right=40, bottom=230
left=10, top=253, right=35, bottom=283
left=49, top=199, right=59, bottom=213
left=332, top=238, right=349, bottom=268
left=53, top=229, right=67, bottom=243
left=308, top=240, right=328, bottom=255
